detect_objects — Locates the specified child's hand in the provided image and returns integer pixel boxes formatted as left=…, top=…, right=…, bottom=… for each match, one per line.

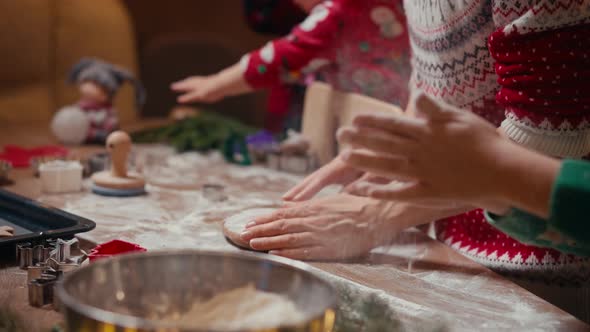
left=337, top=92, right=511, bottom=208
left=282, top=156, right=364, bottom=202
left=342, top=173, right=392, bottom=194
left=171, top=75, right=226, bottom=103
left=171, top=63, right=253, bottom=104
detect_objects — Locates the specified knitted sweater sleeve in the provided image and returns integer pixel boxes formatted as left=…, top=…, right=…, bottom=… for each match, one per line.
left=240, top=1, right=342, bottom=89
left=488, top=1, right=590, bottom=158
left=485, top=159, right=590, bottom=257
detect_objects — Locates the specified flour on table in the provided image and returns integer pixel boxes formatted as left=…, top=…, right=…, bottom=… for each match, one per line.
left=39, top=150, right=578, bottom=332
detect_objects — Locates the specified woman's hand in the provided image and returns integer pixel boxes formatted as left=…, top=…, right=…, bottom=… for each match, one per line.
left=282, top=156, right=364, bottom=201
left=240, top=193, right=451, bottom=260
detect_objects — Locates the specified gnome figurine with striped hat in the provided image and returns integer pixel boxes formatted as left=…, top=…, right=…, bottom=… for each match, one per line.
left=51, top=58, right=146, bottom=145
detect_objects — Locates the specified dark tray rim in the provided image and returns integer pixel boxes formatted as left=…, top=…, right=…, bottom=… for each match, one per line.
left=0, top=188, right=96, bottom=246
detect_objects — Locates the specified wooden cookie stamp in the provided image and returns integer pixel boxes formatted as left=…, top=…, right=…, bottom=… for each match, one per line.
left=91, top=131, right=146, bottom=196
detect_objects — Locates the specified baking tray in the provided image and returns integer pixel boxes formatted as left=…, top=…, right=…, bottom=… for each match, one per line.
left=0, top=188, right=95, bottom=246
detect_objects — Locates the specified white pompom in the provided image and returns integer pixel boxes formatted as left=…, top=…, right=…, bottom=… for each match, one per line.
left=51, top=106, right=90, bottom=145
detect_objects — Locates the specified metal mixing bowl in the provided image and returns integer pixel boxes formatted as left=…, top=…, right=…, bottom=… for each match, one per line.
left=57, top=250, right=336, bottom=332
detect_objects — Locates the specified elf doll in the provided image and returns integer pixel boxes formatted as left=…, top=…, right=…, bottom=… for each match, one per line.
left=52, top=58, right=146, bottom=145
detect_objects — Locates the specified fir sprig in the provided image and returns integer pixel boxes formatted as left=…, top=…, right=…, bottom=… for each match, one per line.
left=131, top=112, right=258, bottom=153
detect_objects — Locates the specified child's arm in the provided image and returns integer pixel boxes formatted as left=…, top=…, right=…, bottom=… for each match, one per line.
left=486, top=159, right=590, bottom=256
left=339, top=94, right=590, bottom=255
left=171, top=1, right=343, bottom=104
left=338, top=93, right=558, bottom=217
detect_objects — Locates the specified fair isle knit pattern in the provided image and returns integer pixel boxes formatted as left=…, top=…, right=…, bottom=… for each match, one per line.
left=492, top=1, right=590, bottom=158
left=438, top=210, right=590, bottom=285
left=494, top=0, right=590, bottom=34
left=404, top=0, right=590, bottom=284
left=405, top=0, right=506, bottom=126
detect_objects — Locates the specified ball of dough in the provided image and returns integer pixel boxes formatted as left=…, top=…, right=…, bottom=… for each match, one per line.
left=51, top=106, right=90, bottom=145
left=223, top=208, right=277, bottom=249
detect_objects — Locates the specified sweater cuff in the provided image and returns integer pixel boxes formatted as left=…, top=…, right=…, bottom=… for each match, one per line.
left=500, top=113, right=590, bottom=158
left=484, top=209, right=547, bottom=244
left=549, top=159, right=590, bottom=239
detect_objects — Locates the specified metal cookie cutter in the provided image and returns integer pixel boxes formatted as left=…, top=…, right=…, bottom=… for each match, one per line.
left=45, top=257, right=84, bottom=312
left=87, top=152, right=109, bottom=176
left=16, top=242, right=34, bottom=269
left=27, top=259, right=73, bottom=310
left=27, top=264, right=46, bottom=282
left=27, top=259, right=83, bottom=310
left=46, top=258, right=79, bottom=274
left=24, top=238, right=87, bottom=310
left=28, top=274, right=57, bottom=307
left=203, top=184, right=227, bottom=202
left=17, top=241, right=57, bottom=269
left=56, top=238, right=79, bottom=262
left=0, top=160, right=13, bottom=186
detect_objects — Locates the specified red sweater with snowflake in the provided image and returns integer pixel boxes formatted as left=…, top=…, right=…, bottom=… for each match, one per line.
left=240, top=0, right=412, bottom=109
left=404, top=0, right=590, bottom=285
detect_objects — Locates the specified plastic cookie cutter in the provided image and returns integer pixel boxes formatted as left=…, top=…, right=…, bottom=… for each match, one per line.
left=88, top=240, right=147, bottom=262
left=39, top=160, right=84, bottom=194
left=0, top=145, right=69, bottom=168
left=223, top=133, right=252, bottom=166
left=30, top=155, right=67, bottom=177
left=246, top=130, right=280, bottom=163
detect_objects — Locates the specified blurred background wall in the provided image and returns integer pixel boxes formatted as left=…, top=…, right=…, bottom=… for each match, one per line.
left=122, top=0, right=271, bottom=126
left=0, top=0, right=271, bottom=127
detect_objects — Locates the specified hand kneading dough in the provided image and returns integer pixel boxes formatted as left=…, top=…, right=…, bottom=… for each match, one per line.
left=222, top=208, right=276, bottom=249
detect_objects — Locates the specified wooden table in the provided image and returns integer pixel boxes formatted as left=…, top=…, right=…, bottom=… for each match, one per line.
left=1, top=123, right=588, bottom=331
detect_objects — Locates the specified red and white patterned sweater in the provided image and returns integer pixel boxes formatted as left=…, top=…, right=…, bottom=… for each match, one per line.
left=240, top=0, right=412, bottom=108
left=404, top=0, right=590, bottom=285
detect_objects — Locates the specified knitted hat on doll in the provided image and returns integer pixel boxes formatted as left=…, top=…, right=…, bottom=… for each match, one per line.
left=489, top=24, right=590, bottom=158
left=68, top=58, right=146, bottom=108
